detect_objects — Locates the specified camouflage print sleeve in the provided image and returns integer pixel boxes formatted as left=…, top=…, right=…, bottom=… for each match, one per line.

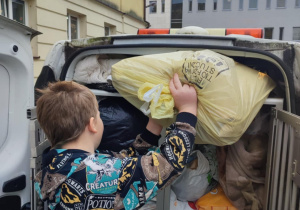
left=118, top=129, right=161, bottom=158
left=114, top=112, right=197, bottom=210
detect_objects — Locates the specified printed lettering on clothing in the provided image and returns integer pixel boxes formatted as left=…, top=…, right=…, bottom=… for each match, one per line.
left=74, top=203, right=84, bottom=210
left=84, top=154, right=121, bottom=194
left=123, top=181, right=158, bottom=210
left=84, top=195, right=115, bottom=210
left=164, top=135, right=186, bottom=169
left=49, top=153, right=72, bottom=172
left=65, top=178, right=86, bottom=197
left=59, top=201, right=74, bottom=210
left=164, top=144, right=175, bottom=161
left=178, top=130, right=192, bottom=155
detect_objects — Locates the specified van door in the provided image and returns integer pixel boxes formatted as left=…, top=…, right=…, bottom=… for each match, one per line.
left=265, top=108, right=300, bottom=210
left=0, top=16, right=40, bottom=209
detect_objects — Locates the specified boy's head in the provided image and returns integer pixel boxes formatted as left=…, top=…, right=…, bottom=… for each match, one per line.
left=36, top=81, right=101, bottom=148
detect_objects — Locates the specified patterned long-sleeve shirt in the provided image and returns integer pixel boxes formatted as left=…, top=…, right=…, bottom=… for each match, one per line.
left=34, top=112, right=197, bottom=210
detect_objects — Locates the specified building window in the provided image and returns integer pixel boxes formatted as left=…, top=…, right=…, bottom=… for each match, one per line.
left=0, top=0, right=8, bottom=17
left=12, top=0, right=25, bottom=24
left=214, top=0, right=217, bottom=10
left=239, top=0, right=243, bottom=10
left=105, top=26, right=110, bottom=36
left=1, top=0, right=27, bottom=25
left=293, top=27, right=300, bottom=40
left=104, top=23, right=116, bottom=36
left=67, top=14, right=79, bottom=40
left=279, top=27, right=284, bottom=40
left=198, top=0, right=205, bottom=11
left=249, top=0, right=258, bottom=9
left=296, top=0, right=300, bottom=7
left=277, top=0, right=285, bottom=8
left=223, top=0, right=231, bottom=10
left=162, top=0, right=165, bottom=13
left=189, top=0, right=192, bottom=12
left=149, top=1, right=157, bottom=13
left=171, top=0, right=182, bottom=28
left=266, top=0, right=271, bottom=9
left=264, top=28, right=273, bottom=39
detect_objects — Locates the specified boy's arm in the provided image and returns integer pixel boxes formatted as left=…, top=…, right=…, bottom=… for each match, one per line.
left=115, top=113, right=196, bottom=209
left=114, top=74, right=198, bottom=209
left=117, top=118, right=163, bottom=157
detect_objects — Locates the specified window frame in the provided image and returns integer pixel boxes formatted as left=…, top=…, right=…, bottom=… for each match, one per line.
left=223, top=0, right=231, bottom=10
left=213, top=0, right=217, bottom=11
left=197, top=0, right=206, bottom=11
left=239, top=0, right=243, bottom=10
left=67, top=13, right=80, bottom=40
left=249, top=0, right=258, bottom=9
left=171, top=0, right=182, bottom=28
left=105, top=26, right=110, bottom=36
left=162, top=0, right=165, bottom=13
left=266, top=0, right=271, bottom=9
left=264, top=27, right=274, bottom=39
left=293, top=27, right=300, bottom=40
left=189, top=0, right=192, bottom=12
left=0, top=0, right=8, bottom=17
left=149, top=0, right=157, bottom=13
left=279, top=27, right=284, bottom=40
left=276, top=0, right=286, bottom=8
left=12, top=0, right=25, bottom=24
left=1, top=0, right=27, bottom=25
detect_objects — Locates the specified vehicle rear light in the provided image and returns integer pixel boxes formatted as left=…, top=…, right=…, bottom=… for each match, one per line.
left=226, top=28, right=263, bottom=38
left=137, top=28, right=263, bottom=38
left=137, top=29, right=170, bottom=35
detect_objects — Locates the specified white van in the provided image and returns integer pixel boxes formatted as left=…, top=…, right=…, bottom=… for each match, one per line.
left=0, top=16, right=299, bottom=210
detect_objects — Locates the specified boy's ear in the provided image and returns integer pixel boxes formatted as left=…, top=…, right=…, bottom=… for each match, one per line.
left=88, top=117, right=97, bottom=133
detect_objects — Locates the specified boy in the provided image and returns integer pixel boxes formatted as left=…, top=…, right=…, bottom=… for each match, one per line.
left=34, top=73, right=197, bottom=210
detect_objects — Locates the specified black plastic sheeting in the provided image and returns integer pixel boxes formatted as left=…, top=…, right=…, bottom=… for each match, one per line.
left=34, top=65, right=57, bottom=104
left=97, top=97, right=149, bottom=152
left=85, top=83, right=118, bottom=93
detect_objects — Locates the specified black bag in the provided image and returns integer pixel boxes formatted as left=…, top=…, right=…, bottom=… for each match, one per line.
left=97, top=97, right=148, bottom=152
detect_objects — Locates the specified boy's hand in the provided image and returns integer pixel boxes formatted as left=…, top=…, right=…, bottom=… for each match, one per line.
left=169, top=73, right=197, bottom=116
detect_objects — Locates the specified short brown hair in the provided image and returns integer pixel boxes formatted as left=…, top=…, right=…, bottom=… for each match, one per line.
left=36, top=81, right=99, bottom=148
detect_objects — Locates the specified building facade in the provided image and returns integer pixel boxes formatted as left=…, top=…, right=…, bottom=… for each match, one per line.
left=145, top=0, right=171, bottom=28
left=145, top=0, right=300, bottom=41
left=0, top=0, right=147, bottom=80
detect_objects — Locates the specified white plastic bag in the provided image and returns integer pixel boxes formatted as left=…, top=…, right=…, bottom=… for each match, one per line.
left=170, top=190, right=196, bottom=210
left=171, top=150, right=210, bottom=202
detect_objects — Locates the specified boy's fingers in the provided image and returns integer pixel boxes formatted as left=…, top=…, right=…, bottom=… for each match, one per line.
left=173, top=73, right=182, bottom=90
left=169, top=77, right=175, bottom=93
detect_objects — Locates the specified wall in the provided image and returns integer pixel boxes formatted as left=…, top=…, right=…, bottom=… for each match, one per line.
left=26, top=0, right=146, bottom=80
left=182, top=0, right=300, bottom=41
left=145, top=0, right=171, bottom=28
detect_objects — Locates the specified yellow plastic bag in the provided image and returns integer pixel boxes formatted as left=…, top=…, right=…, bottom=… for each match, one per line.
left=112, top=50, right=275, bottom=145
